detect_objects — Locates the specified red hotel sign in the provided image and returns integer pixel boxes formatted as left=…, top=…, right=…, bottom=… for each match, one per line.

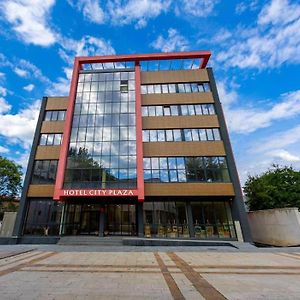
left=61, top=189, right=138, bottom=197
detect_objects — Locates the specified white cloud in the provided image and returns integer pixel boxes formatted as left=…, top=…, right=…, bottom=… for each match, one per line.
left=218, top=79, right=300, bottom=134
left=48, top=35, right=116, bottom=95
left=0, top=145, right=9, bottom=153
left=107, top=0, right=171, bottom=28
left=23, top=84, right=35, bottom=92
left=252, top=124, right=300, bottom=154
left=267, top=149, right=300, bottom=162
left=225, top=90, right=300, bottom=134
left=235, top=1, right=259, bottom=15
left=151, top=28, right=189, bottom=52
left=14, top=67, right=28, bottom=78
left=175, top=0, right=219, bottom=17
left=0, top=100, right=40, bottom=149
left=216, top=0, right=300, bottom=69
left=0, top=97, right=12, bottom=114
left=0, top=86, right=7, bottom=96
left=67, top=0, right=105, bottom=24
left=0, top=0, right=57, bottom=46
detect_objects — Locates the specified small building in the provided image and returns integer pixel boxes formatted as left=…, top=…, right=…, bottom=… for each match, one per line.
left=13, top=51, right=251, bottom=242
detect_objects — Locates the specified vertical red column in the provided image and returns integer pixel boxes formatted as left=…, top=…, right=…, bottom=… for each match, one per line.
left=135, top=62, right=144, bottom=202
left=54, top=58, right=80, bottom=200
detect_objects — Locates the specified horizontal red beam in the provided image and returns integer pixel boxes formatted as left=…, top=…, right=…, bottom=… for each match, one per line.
left=76, top=51, right=211, bottom=69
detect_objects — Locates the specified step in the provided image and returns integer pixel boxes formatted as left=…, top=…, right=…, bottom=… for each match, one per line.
left=58, top=236, right=124, bottom=246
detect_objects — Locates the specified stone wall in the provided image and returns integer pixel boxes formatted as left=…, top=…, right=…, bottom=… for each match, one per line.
left=248, top=208, right=300, bottom=246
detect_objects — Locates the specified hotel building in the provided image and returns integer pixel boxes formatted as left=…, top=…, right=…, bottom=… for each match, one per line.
left=13, top=51, right=251, bottom=242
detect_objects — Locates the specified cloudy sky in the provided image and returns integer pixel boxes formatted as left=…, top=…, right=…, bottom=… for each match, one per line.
left=0, top=0, right=300, bottom=185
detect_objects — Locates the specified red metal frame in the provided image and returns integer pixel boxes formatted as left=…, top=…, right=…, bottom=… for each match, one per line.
left=53, top=51, right=211, bottom=201
left=134, top=62, right=144, bottom=202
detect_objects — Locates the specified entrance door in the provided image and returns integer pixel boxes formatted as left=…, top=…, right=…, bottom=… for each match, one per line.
left=79, top=204, right=100, bottom=235
left=105, top=204, right=136, bottom=236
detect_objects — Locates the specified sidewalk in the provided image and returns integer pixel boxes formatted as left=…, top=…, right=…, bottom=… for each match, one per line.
left=1, top=245, right=300, bottom=299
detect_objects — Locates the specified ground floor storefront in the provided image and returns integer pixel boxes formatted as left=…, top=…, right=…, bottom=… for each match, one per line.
left=23, top=197, right=237, bottom=240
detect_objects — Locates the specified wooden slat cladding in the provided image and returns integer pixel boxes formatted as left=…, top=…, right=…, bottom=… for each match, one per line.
left=141, top=69, right=209, bottom=84
left=45, top=97, right=68, bottom=110
left=27, top=185, right=55, bottom=197
left=145, top=183, right=235, bottom=196
left=35, top=146, right=61, bottom=160
left=143, top=141, right=226, bottom=157
left=142, top=115, right=219, bottom=129
left=41, top=121, right=65, bottom=133
left=142, top=92, right=214, bottom=106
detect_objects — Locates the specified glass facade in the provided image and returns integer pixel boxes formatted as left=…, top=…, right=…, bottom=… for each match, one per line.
left=64, top=70, right=137, bottom=189
left=143, top=156, right=230, bottom=183
left=143, top=128, right=221, bottom=142
left=141, top=82, right=211, bottom=94
left=142, top=103, right=215, bottom=117
left=143, top=201, right=235, bottom=239
left=62, top=203, right=136, bottom=236
left=24, top=199, right=62, bottom=235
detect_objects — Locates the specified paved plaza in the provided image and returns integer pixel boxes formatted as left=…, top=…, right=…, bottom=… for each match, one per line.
left=1, top=244, right=300, bottom=299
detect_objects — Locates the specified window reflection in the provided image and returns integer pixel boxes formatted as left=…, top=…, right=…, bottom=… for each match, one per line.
left=64, top=70, right=137, bottom=189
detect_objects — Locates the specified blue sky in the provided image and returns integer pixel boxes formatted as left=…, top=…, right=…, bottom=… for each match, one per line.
left=0, top=0, right=300, bottom=185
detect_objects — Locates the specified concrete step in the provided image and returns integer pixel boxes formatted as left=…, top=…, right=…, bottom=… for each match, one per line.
left=58, top=236, right=124, bottom=246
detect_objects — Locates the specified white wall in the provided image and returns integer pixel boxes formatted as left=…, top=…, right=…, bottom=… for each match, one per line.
left=248, top=208, right=300, bottom=246
left=0, top=212, right=17, bottom=237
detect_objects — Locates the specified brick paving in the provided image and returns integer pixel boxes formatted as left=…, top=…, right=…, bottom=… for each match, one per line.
left=1, top=246, right=300, bottom=299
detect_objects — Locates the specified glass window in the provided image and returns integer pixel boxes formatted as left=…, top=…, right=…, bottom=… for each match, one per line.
left=191, top=129, right=199, bottom=141
left=191, top=83, right=199, bottom=93
left=170, top=106, right=178, bottom=116
left=141, top=85, right=147, bottom=94
left=203, top=82, right=211, bottom=92
left=156, top=106, right=163, bottom=116
left=198, top=84, right=205, bottom=92
left=142, top=106, right=148, bottom=117
left=184, top=83, right=192, bottom=93
left=184, top=129, right=192, bottom=141
left=143, top=130, right=150, bottom=142
left=207, top=129, right=214, bottom=141
left=148, top=106, right=155, bottom=117
left=213, top=128, right=221, bottom=140
left=154, top=85, right=161, bottom=94
left=147, top=85, right=154, bottom=94
left=178, top=84, right=185, bottom=93
left=173, top=130, right=182, bottom=141
left=40, top=134, right=47, bottom=145
left=166, top=130, right=173, bottom=141
left=53, top=134, right=62, bottom=145
left=157, top=130, right=165, bottom=142
left=195, top=105, right=202, bottom=115
left=208, top=104, right=215, bottom=114
left=181, top=105, right=188, bottom=115
left=163, top=106, right=171, bottom=116
left=150, top=130, right=157, bottom=142
left=58, top=111, right=65, bottom=120
left=199, top=129, right=207, bottom=141
left=52, top=111, right=58, bottom=121
left=45, top=111, right=52, bottom=121
left=188, top=105, right=195, bottom=115
left=46, top=134, right=54, bottom=145
left=168, top=84, right=176, bottom=93
left=162, top=84, right=168, bottom=93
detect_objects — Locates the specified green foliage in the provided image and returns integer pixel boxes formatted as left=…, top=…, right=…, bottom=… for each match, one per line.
left=0, top=156, right=22, bottom=201
left=244, top=165, right=300, bottom=211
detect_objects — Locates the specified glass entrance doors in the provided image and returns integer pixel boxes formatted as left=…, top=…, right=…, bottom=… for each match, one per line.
left=62, top=203, right=136, bottom=236
left=79, top=206, right=100, bottom=235
left=105, top=204, right=136, bottom=236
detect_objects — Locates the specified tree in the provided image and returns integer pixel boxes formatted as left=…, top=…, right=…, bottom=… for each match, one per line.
left=244, top=165, right=300, bottom=211
left=0, top=156, right=22, bottom=217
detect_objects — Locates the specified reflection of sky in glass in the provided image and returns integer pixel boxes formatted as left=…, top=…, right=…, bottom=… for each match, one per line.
left=64, top=70, right=137, bottom=189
